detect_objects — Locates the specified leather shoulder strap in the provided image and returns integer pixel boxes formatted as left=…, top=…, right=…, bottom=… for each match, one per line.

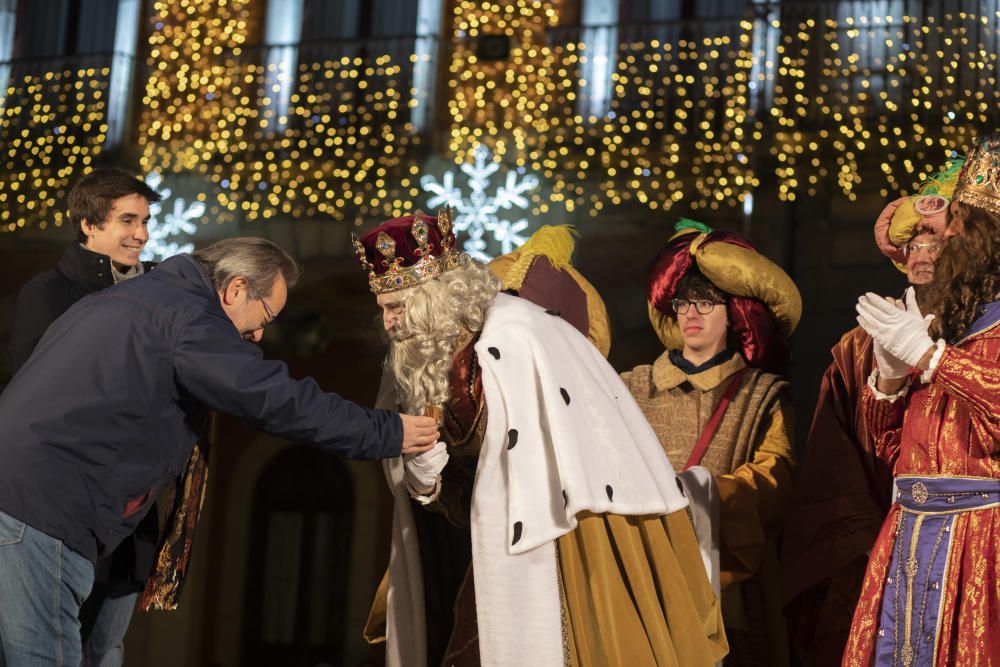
left=684, top=367, right=750, bottom=470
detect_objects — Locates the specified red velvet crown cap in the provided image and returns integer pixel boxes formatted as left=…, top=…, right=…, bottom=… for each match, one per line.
left=352, top=210, right=463, bottom=293
left=355, top=212, right=456, bottom=275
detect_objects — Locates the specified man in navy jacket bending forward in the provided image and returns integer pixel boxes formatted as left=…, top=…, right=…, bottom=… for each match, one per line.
left=0, top=236, right=438, bottom=665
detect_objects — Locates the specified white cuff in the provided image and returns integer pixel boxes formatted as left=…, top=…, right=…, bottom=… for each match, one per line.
left=405, top=476, right=442, bottom=504
left=867, top=368, right=911, bottom=402
left=919, top=339, right=947, bottom=384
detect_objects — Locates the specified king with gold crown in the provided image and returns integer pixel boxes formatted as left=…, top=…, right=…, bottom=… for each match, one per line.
left=355, top=211, right=728, bottom=666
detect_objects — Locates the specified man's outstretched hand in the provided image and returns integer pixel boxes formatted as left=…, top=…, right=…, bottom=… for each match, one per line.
left=400, top=414, right=440, bottom=455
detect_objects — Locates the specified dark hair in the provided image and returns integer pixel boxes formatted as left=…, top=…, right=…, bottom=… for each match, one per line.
left=674, top=267, right=727, bottom=303
left=192, top=237, right=300, bottom=299
left=923, top=202, right=1000, bottom=340
left=69, top=168, right=162, bottom=242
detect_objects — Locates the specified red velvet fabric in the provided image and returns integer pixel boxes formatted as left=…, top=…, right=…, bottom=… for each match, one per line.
left=644, top=230, right=790, bottom=373
left=356, top=213, right=457, bottom=275
left=517, top=257, right=590, bottom=340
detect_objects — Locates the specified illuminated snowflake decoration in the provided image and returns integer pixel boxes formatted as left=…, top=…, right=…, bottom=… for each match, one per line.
left=420, top=145, right=539, bottom=261
left=141, top=171, right=204, bottom=261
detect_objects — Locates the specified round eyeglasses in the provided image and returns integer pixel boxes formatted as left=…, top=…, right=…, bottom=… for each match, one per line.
left=672, top=299, right=723, bottom=315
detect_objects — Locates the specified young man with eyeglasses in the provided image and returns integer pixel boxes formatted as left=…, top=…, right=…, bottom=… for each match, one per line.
left=780, top=159, right=962, bottom=667
left=621, top=219, right=800, bottom=666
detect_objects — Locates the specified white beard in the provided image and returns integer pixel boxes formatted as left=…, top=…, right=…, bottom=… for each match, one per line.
left=387, top=328, right=457, bottom=415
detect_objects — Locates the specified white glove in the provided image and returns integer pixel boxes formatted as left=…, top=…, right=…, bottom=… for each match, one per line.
left=858, top=293, right=911, bottom=379
left=871, top=337, right=911, bottom=379
left=403, top=441, right=449, bottom=500
left=856, top=288, right=936, bottom=367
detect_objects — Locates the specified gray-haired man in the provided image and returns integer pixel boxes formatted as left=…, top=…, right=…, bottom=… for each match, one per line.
left=0, top=237, right=438, bottom=665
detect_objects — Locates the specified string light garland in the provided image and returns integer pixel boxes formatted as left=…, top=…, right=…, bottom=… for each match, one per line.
left=602, top=24, right=760, bottom=211
left=445, top=2, right=1000, bottom=212
left=0, top=62, right=111, bottom=231
left=767, top=10, right=996, bottom=201
left=446, top=1, right=592, bottom=216
left=1, top=1, right=999, bottom=232
left=137, top=0, right=421, bottom=225
left=443, top=1, right=761, bottom=214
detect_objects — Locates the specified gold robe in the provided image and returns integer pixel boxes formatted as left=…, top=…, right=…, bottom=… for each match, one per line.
left=622, top=351, right=795, bottom=666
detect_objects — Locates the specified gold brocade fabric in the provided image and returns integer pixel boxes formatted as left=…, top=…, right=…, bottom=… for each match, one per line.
left=138, top=413, right=215, bottom=611
left=364, top=570, right=389, bottom=643
left=425, top=331, right=486, bottom=530
left=622, top=351, right=796, bottom=666
left=559, top=510, right=728, bottom=666
left=843, top=327, right=1000, bottom=666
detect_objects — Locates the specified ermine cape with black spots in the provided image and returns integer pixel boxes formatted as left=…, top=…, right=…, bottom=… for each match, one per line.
left=377, top=293, right=723, bottom=666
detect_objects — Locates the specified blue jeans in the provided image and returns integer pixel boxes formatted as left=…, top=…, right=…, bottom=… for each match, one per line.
left=80, top=588, right=137, bottom=667
left=0, top=510, right=94, bottom=666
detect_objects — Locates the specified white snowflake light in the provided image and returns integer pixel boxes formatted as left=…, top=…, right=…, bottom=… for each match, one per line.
left=420, top=145, right=539, bottom=261
left=141, top=171, right=204, bottom=261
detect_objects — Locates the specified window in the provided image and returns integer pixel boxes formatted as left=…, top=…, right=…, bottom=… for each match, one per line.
left=241, top=447, right=355, bottom=666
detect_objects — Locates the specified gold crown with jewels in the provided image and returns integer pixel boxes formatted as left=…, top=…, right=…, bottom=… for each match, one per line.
left=352, top=208, right=464, bottom=294
left=954, top=134, right=1000, bottom=217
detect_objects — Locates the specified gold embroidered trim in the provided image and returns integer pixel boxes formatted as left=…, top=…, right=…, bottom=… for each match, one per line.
left=892, top=511, right=905, bottom=664
left=895, top=473, right=1000, bottom=481
left=554, top=540, right=572, bottom=667
left=955, top=317, right=1000, bottom=345
left=899, top=503, right=1000, bottom=517
left=901, top=515, right=925, bottom=667
left=919, top=517, right=955, bottom=665
left=367, top=251, right=465, bottom=294
left=954, top=188, right=1000, bottom=217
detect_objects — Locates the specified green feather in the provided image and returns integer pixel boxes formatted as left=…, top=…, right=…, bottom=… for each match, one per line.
left=674, top=218, right=713, bottom=235
left=920, top=157, right=965, bottom=197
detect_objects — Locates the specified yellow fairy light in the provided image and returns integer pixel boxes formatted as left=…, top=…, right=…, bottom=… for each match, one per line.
left=3, top=2, right=1000, bottom=231
left=0, top=65, right=110, bottom=230
left=135, top=0, right=421, bottom=223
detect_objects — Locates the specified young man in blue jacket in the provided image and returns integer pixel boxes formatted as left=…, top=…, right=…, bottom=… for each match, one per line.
left=7, top=167, right=162, bottom=667
left=8, top=168, right=160, bottom=372
left=0, top=236, right=438, bottom=666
